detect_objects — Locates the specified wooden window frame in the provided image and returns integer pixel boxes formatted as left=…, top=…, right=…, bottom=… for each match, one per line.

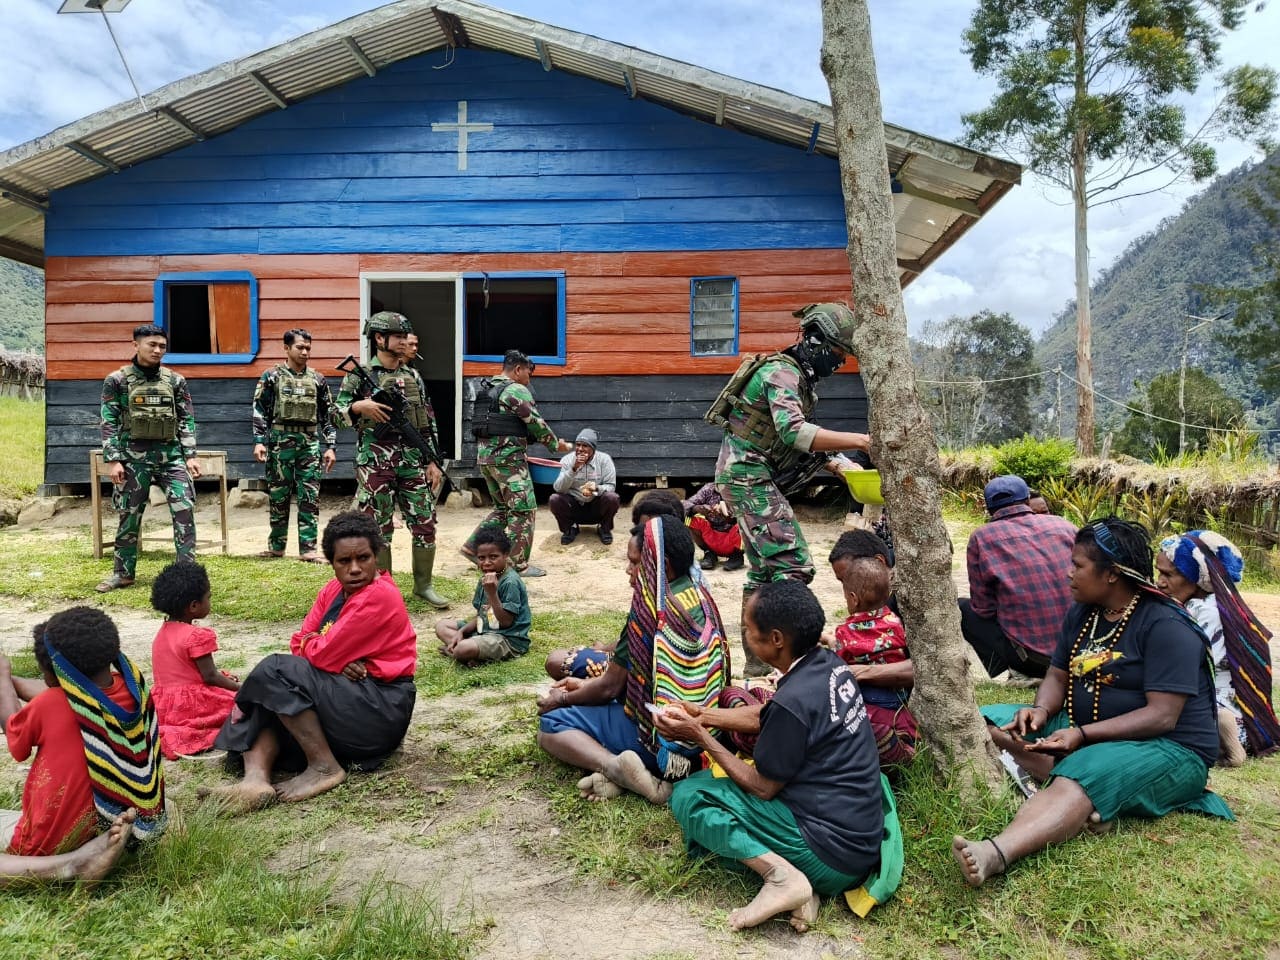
left=460, top=271, right=566, bottom=366
left=153, top=271, right=259, bottom=364
left=690, top=276, right=739, bottom=357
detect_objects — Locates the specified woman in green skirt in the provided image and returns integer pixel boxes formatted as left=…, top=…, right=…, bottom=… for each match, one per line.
left=656, top=579, right=893, bottom=932
left=954, top=517, right=1233, bottom=887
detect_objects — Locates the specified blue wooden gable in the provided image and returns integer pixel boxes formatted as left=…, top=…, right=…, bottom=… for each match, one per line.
left=45, top=48, right=848, bottom=257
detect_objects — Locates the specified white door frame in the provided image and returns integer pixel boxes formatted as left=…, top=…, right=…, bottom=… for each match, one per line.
left=359, top=271, right=463, bottom=459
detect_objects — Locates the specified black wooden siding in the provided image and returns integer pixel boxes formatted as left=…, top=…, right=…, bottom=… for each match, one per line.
left=45, top=374, right=868, bottom=486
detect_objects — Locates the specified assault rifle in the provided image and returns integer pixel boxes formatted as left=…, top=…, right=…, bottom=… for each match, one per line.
left=337, top=355, right=453, bottom=502
left=773, top=451, right=833, bottom=497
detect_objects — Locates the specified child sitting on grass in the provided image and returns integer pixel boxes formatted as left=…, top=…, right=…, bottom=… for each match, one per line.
left=1, top=607, right=164, bottom=865
left=436, top=528, right=531, bottom=665
left=826, top=532, right=917, bottom=768
left=150, top=561, right=239, bottom=760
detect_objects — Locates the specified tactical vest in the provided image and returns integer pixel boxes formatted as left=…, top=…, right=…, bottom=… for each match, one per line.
left=121, top=366, right=178, bottom=442
left=703, top=352, right=815, bottom=470
left=358, top=366, right=432, bottom=432
left=470, top=378, right=527, bottom=439
left=272, top=367, right=319, bottom=426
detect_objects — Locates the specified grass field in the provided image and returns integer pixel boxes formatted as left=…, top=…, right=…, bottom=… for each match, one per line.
left=0, top=397, right=42, bottom=499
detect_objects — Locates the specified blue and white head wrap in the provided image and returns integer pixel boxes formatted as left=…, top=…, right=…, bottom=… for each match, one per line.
left=1158, top=530, right=1244, bottom=593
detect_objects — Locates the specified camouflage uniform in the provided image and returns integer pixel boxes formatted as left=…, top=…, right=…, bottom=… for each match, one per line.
left=100, top=360, right=199, bottom=579
left=714, top=354, right=820, bottom=592
left=463, top=375, right=559, bottom=570
left=336, top=356, right=438, bottom=549
left=252, top=364, right=337, bottom=554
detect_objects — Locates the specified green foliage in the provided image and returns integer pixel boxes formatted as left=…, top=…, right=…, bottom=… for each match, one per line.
left=0, top=397, right=43, bottom=498
left=1115, top=368, right=1245, bottom=460
left=1119, top=487, right=1185, bottom=539
left=1211, top=157, right=1280, bottom=392
left=991, top=435, right=1075, bottom=487
left=913, top=310, right=1041, bottom=447
left=1052, top=479, right=1117, bottom=527
left=0, top=257, right=42, bottom=352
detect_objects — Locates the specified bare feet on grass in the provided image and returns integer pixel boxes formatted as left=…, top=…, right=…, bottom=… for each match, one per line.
left=788, top=893, right=820, bottom=933
left=952, top=835, right=1007, bottom=888
left=197, top=781, right=278, bottom=814
left=1085, top=810, right=1114, bottom=836
left=576, top=772, right=622, bottom=801
left=73, top=807, right=136, bottom=887
left=606, top=751, right=673, bottom=805
left=728, top=861, right=814, bottom=931
left=274, top=763, right=347, bottom=802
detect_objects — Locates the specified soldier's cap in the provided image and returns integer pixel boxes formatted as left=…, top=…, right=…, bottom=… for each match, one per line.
left=364, top=311, right=412, bottom=336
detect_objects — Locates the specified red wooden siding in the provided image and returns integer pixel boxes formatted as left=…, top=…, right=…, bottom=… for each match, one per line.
left=45, top=250, right=860, bottom=380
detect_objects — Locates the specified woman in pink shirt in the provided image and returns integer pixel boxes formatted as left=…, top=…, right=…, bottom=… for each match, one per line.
left=205, top=512, right=417, bottom=812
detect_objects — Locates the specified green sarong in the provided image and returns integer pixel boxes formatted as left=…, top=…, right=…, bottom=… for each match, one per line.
left=981, top=704, right=1234, bottom=822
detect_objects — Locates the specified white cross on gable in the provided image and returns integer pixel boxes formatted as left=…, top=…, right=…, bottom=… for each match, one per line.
left=431, top=100, right=494, bottom=171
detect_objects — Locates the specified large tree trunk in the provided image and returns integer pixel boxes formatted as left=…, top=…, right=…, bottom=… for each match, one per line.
left=819, top=0, right=1001, bottom=792
left=1071, top=11, right=1096, bottom=456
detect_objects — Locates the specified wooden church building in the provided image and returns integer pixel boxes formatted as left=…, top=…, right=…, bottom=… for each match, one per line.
left=0, top=0, right=1020, bottom=489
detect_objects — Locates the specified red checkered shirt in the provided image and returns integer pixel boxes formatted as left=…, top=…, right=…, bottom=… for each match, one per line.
left=966, top=505, right=1077, bottom=657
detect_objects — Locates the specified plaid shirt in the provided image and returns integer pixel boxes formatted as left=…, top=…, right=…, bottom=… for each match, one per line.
left=966, top=505, right=1077, bottom=657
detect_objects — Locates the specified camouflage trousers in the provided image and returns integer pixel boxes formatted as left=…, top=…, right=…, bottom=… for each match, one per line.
left=464, top=462, right=536, bottom=569
left=716, top=478, right=813, bottom=595
left=265, top=430, right=322, bottom=553
left=355, top=456, right=436, bottom=549
left=111, top=450, right=196, bottom=579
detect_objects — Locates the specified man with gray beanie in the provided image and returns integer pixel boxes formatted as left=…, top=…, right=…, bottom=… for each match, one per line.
left=549, top=428, right=620, bottom=545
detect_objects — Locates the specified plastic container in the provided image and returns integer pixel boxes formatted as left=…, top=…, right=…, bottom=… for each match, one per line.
left=843, top=469, right=884, bottom=505
left=526, top=456, right=562, bottom=485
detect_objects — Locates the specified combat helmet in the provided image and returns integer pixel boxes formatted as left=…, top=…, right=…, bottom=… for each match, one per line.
left=364, top=311, right=412, bottom=336
left=793, top=302, right=856, bottom=354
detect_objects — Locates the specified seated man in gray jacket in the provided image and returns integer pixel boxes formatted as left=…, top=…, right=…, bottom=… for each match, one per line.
left=549, top=428, right=620, bottom=545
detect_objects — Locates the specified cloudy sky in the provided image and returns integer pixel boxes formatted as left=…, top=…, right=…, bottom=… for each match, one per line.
left=1, top=0, right=1275, bottom=335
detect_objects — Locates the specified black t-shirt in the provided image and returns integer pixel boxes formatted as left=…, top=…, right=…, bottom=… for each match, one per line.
left=754, top=647, right=884, bottom=876
left=1052, top=598, right=1218, bottom=767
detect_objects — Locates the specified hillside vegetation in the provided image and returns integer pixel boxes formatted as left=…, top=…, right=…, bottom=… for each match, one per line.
left=1035, top=153, right=1280, bottom=438
left=0, top=257, right=42, bottom=352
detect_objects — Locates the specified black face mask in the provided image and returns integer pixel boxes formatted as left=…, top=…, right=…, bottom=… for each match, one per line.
left=793, top=334, right=843, bottom=379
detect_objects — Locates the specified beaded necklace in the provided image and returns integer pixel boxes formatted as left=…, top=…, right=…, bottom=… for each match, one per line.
left=1066, top=592, right=1140, bottom=723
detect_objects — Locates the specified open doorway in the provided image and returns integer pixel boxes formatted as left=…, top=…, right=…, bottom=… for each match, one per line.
left=364, top=276, right=460, bottom=458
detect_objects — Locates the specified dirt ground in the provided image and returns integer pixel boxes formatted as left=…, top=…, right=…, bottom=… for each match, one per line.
left=3, top=491, right=1279, bottom=959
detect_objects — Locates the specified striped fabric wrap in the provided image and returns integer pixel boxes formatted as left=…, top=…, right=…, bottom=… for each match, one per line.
left=45, top=643, right=167, bottom=839
left=626, top=517, right=730, bottom=777
left=1188, top=536, right=1280, bottom=757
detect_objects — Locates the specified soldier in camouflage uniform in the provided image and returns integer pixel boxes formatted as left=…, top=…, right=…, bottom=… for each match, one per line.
left=463, top=349, right=572, bottom=578
left=252, top=328, right=337, bottom=561
left=337, top=311, right=449, bottom=608
left=96, top=324, right=202, bottom=593
left=710, top=303, right=871, bottom=671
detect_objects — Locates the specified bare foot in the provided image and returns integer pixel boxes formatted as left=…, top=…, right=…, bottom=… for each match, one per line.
left=197, top=781, right=278, bottom=814
left=788, top=893, right=820, bottom=933
left=274, top=764, right=347, bottom=803
left=952, top=835, right=1006, bottom=887
left=72, top=808, right=137, bottom=887
left=607, top=751, right=673, bottom=805
left=1085, top=810, right=1114, bottom=836
left=577, top=772, right=622, bottom=801
left=728, top=862, right=814, bottom=931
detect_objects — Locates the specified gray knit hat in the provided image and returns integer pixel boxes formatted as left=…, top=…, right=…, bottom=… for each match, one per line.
left=575, top=428, right=598, bottom=449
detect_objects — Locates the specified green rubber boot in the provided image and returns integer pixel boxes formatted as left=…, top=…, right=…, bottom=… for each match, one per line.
left=376, top=545, right=392, bottom=573
left=413, top=544, right=450, bottom=609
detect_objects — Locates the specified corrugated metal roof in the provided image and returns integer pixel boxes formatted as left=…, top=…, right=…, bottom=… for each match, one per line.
left=0, top=0, right=1020, bottom=272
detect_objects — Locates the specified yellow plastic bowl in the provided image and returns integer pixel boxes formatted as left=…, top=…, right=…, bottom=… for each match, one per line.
left=844, top=469, right=884, bottom=505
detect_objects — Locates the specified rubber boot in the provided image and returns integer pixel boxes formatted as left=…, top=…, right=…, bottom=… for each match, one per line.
left=376, top=545, right=392, bottom=572
left=740, top=590, right=770, bottom=678
left=412, top=544, right=450, bottom=609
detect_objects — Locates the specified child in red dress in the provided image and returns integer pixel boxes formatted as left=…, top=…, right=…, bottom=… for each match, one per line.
left=150, top=562, right=239, bottom=760
left=1, top=608, right=140, bottom=863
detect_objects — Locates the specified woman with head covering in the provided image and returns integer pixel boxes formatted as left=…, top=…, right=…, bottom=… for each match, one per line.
left=953, top=517, right=1233, bottom=888
left=536, top=515, right=731, bottom=803
left=1157, top=530, right=1279, bottom=765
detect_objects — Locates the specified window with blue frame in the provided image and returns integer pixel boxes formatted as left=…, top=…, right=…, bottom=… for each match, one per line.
left=462, top=272, right=565, bottom=365
left=153, top=271, right=259, bottom=364
left=690, top=276, right=738, bottom=356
